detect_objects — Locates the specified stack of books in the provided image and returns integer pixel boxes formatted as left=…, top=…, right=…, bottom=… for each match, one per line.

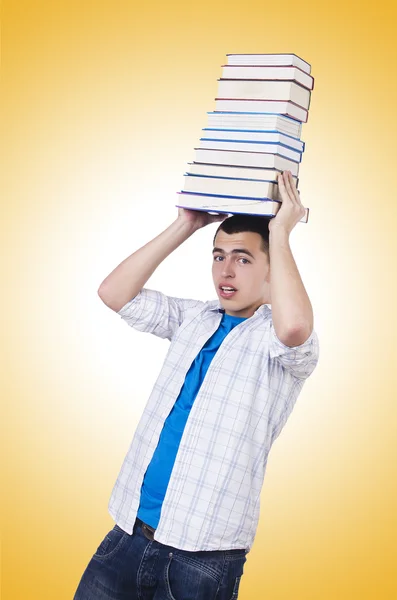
left=176, top=53, right=314, bottom=223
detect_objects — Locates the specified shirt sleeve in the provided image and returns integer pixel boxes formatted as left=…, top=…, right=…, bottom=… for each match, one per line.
left=117, top=288, right=206, bottom=341
left=268, top=323, right=320, bottom=380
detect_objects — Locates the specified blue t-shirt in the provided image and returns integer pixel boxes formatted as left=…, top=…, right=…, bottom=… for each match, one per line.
left=137, top=311, right=247, bottom=528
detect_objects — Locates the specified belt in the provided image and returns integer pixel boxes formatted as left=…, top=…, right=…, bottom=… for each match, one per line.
left=135, top=517, right=156, bottom=541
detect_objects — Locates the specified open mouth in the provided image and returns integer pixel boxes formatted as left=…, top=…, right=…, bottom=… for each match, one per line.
left=219, top=285, right=238, bottom=298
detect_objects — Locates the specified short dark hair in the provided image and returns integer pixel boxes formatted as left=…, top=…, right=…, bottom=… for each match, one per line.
left=213, top=214, right=271, bottom=259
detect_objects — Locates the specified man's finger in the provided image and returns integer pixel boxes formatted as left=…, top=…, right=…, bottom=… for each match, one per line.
left=277, top=172, right=291, bottom=202
left=283, top=171, right=298, bottom=205
left=287, top=171, right=301, bottom=204
left=278, top=172, right=293, bottom=204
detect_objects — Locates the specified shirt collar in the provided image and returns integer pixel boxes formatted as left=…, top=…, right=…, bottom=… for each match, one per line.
left=208, top=300, right=271, bottom=318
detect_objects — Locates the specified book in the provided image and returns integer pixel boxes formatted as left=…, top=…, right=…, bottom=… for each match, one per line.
left=206, top=112, right=302, bottom=138
left=194, top=148, right=299, bottom=175
left=174, top=53, right=313, bottom=223
left=176, top=192, right=309, bottom=223
left=199, top=139, right=302, bottom=163
left=214, top=99, right=308, bottom=123
left=226, top=53, right=311, bottom=74
left=183, top=174, right=289, bottom=200
left=217, top=79, right=311, bottom=110
left=186, top=162, right=299, bottom=185
left=202, top=128, right=304, bottom=152
left=221, top=65, right=314, bottom=90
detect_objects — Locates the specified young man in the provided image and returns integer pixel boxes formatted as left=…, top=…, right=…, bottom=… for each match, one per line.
left=74, top=171, right=319, bottom=599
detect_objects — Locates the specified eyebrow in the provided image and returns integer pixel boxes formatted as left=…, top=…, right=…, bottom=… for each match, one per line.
left=212, top=247, right=255, bottom=260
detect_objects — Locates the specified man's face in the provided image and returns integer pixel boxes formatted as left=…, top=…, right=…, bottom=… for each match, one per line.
left=212, top=229, right=270, bottom=318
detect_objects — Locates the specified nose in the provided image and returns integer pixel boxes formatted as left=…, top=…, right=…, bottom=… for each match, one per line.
left=221, top=257, right=235, bottom=278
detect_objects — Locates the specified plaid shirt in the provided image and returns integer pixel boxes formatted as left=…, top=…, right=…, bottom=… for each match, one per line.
left=108, top=288, right=319, bottom=552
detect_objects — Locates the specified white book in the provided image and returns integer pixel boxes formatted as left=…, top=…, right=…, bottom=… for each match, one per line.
left=176, top=192, right=309, bottom=223
left=194, top=148, right=299, bottom=176
left=206, top=112, right=302, bottom=138
left=214, top=99, right=308, bottom=123
left=202, top=128, right=304, bottom=152
left=183, top=174, right=289, bottom=200
left=217, top=79, right=311, bottom=110
left=198, top=139, right=301, bottom=163
left=226, top=53, right=311, bottom=74
left=221, top=65, right=314, bottom=90
left=186, top=162, right=299, bottom=184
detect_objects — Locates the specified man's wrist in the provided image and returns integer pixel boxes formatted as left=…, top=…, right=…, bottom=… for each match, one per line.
left=174, top=216, right=201, bottom=237
left=269, top=224, right=291, bottom=244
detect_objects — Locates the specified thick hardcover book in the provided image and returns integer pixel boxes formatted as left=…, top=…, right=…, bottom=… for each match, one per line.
left=176, top=191, right=309, bottom=223
left=202, top=129, right=304, bottom=152
left=221, top=65, right=314, bottom=90
left=199, top=139, right=302, bottom=163
left=214, top=99, right=308, bottom=123
left=194, top=148, right=299, bottom=176
left=206, top=112, right=302, bottom=138
left=183, top=174, right=294, bottom=200
left=226, top=53, right=311, bottom=74
left=217, top=79, right=311, bottom=110
left=186, top=162, right=299, bottom=185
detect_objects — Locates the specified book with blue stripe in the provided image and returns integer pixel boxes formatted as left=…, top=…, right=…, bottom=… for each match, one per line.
left=183, top=173, right=297, bottom=200
left=176, top=191, right=309, bottom=223
left=202, top=129, right=305, bottom=152
left=206, top=112, right=302, bottom=137
left=193, top=148, right=299, bottom=176
left=199, top=139, right=302, bottom=163
left=185, top=162, right=299, bottom=185
left=214, top=99, right=308, bottom=123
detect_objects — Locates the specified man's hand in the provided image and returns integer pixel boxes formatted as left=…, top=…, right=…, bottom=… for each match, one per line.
left=177, top=207, right=228, bottom=231
left=267, top=170, right=313, bottom=345
left=269, top=171, right=306, bottom=235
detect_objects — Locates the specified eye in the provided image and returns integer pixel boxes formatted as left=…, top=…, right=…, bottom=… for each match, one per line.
left=213, top=255, right=223, bottom=262
left=239, top=258, right=250, bottom=264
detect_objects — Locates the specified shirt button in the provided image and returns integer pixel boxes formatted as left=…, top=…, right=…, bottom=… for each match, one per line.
left=169, top=552, right=173, bottom=558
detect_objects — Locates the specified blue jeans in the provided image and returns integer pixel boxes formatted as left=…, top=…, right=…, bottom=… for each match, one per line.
left=74, top=518, right=248, bottom=599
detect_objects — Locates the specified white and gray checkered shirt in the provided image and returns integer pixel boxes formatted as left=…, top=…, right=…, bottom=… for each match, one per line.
left=108, top=288, right=319, bottom=552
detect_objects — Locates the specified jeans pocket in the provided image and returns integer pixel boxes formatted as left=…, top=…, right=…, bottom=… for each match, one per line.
left=223, top=554, right=246, bottom=600
left=229, top=575, right=242, bottom=600
left=165, top=553, right=221, bottom=600
left=93, top=524, right=128, bottom=561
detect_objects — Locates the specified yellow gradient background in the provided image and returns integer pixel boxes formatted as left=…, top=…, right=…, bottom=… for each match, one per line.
left=1, top=1, right=397, bottom=598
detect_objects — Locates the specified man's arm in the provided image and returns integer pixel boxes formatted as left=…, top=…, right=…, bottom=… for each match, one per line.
left=268, top=171, right=314, bottom=347
left=98, top=208, right=226, bottom=312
